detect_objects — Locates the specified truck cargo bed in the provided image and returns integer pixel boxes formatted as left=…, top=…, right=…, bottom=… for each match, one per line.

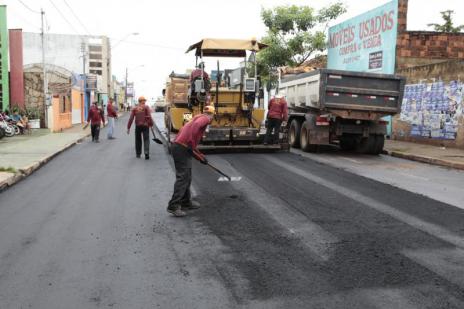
left=280, top=69, right=405, bottom=115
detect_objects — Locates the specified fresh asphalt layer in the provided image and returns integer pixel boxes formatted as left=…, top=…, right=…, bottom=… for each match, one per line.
left=1, top=115, right=464, bottom=308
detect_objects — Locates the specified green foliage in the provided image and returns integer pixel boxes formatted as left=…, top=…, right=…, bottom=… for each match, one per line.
left=427, top=10, right=464, bottom=33
left=0, top=166, right=16, bottom=173
left=25, top=106, right=41, bottom=119
left=258, top=3, right=346, bottom=88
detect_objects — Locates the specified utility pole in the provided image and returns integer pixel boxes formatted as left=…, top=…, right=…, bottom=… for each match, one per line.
left=81, top=42, right=87, bottom=118
left=124, top=67, right=128, bottom=107
left=81, top=42, right=86, bottom=75
left=41, top=8, right=48, bottom=128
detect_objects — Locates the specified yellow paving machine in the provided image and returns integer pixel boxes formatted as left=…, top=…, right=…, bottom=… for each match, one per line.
left=164, top=38, right=288, bottom=151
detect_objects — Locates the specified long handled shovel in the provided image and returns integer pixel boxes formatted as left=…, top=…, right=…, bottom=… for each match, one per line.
left=206, top=162, right=241, bottom=182
left=150, top=127, right=163, bottom=144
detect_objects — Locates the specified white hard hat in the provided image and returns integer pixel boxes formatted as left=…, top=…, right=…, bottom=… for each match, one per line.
left=275, top=92, right=286, bottom=99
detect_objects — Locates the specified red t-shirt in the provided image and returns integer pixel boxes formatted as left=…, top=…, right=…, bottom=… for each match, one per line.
left=127, top=105, right=153, bottom=129
left=267, top=98, right=288, bottom=121
left=87, top=105, right=104, bottom=125
left=174, top=114, right=210, bottom=150
left=190, top=69, right=210, bottom=81
left=107, top=103, right=117, bottom=118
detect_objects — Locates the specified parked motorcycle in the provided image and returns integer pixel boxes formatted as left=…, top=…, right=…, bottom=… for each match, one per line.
left=0, top=117, right=15, bottom=137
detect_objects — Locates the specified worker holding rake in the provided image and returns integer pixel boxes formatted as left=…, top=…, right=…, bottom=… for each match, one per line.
left=167, top=106, right=215, bottom=217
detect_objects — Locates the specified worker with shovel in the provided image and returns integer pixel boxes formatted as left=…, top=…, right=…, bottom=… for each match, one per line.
left=167, top=106, right=215, bottom=217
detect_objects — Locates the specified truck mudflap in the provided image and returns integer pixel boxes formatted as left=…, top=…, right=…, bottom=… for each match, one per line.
left=309, top=128, right=330, bottom=145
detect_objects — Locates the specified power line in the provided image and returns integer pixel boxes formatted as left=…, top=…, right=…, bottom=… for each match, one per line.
left=48, top=0, right=81, bottom=35
left=61, top=0, right=91, bottom=35
left=9, top=5, right=41, bottom=30
left=17, top=0, right=41, bottom=14
left=114, top=39, right=184, bottom=51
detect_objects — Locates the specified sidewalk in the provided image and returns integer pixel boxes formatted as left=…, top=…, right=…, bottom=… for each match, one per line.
left=0, top=124, right=91, bottom=191
left=384, top=140, right=464, bottom=171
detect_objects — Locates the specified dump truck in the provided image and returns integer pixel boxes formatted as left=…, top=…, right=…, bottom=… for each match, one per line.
left=163, top=72, right=190, bottom=131
left=279, top=69, right=405, bottom=154
left=164, top=38, right=288, bottom=151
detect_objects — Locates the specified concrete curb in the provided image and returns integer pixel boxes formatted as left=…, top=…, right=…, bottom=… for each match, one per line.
left=384, top=149, right=464, bottom=171
left=0, top=133, right=90, bottom=192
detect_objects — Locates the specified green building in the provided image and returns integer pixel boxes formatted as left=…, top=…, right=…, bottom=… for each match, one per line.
left=0, top=5, right=9, bottom=111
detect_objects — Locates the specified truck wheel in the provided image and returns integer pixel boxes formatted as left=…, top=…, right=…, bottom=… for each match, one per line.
left=289, top=119, right=301, bottom=148
left=300, top=121, right=318, bottom=153
left=372, top=135, right=385, bottom=155
left=340, top=134, right=357, bottom=151
left=355, top=135, right=376, bottom=154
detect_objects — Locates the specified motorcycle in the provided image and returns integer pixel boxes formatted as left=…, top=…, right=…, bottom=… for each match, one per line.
left=0, top=117, right=16, bottom=137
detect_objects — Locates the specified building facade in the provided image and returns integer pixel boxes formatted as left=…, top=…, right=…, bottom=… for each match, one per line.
left=22, top=32, right=112, bottom=105
left=9, top=29, right=24, bottom=110
left=0, top=5, right=9, bottom=111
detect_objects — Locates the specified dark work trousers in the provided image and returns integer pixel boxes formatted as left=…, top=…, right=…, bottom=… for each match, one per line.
left=135, top=125, right=150, bottom=156
left=168, top=143, right=192, bottom=210
left=264, top=118, right=282, bottom=144
left=91, top=124, right=101, bottom=141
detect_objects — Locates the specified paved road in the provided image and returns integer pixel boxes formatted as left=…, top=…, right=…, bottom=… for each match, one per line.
left=1, top=116, right=464, bottom=308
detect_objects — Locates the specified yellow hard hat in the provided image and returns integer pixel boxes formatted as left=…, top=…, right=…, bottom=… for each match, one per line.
left=138, top=96, right=147, bottom=102
left=203, top=105, right=215, bottom=114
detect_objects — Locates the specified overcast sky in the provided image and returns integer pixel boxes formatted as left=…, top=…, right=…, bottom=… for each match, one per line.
left=1, top=0, right=463, bottom=100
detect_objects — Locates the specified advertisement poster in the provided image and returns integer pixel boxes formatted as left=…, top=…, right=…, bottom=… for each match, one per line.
left=327, top=0, right=398, bottom=74
left=400, top=81, right=463, bottom=140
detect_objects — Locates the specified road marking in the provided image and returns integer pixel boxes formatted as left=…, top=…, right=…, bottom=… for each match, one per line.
left=397, top=172, right=429, bottom=181
left=341, top=157, right=362, bottom=164
left=266, top=156, right=464, bottom=250
left=210, top=156, right=339, bottom=261
left=403, top=248, right=464, bottom=288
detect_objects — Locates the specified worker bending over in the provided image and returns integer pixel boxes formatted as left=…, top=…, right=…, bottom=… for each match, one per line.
left=167, top=106, right=215, bottom=217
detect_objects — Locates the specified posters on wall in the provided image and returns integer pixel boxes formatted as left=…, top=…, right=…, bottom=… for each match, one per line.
left=400, top=81, right=463, bottom=140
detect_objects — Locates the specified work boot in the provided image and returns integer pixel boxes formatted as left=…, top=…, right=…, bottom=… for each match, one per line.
left=136, top=154, right=141, bottom=158
left=145, top=154, right=150, bottom=160
left=167, top=206, right=186, bottom=217
left=182, top=200, right=200, bottom=210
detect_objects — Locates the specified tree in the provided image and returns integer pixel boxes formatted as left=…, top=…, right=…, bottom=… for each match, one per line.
left=257, top=3, right=346, bottom=89
left=427, top=10, right=464, bottom=33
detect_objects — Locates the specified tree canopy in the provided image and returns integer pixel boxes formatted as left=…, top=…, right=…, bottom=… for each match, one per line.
left=427, top=10, right=464, bottom=33
left=257, top=3, right=346, bottom=89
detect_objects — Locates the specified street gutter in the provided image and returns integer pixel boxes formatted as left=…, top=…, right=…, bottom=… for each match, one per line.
left=383, top=150, right=464, bottom=171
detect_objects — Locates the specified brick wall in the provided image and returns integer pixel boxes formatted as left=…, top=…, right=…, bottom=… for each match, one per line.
left=396, top=0, right=464, bottom=69
left=391, top=0, right=464, bottom=149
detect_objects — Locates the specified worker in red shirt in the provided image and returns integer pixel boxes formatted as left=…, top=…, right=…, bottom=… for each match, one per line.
left=106, top=98, right=118, bottom=139
left=167, top=105, right=215, bottom=217
left=127, top=96, right=154, bottom=159
left=264, top=92, right=288, bottom=145
left=86, top=102, right=105, bottom=143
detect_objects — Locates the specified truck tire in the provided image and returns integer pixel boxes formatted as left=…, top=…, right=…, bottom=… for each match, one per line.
left=300, top=121, right=318, bottom=153
left=355, top=135, right=372, bottom=154
left=355, top=135, right=379, bottom=154
left=289, top=119, right=301, bottom=148
left=340, top=134, right=357, bottom=151
left=372, top=135, right=385, bottom=155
